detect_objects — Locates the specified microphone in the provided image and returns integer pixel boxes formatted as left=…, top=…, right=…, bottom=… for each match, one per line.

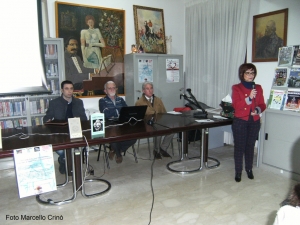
left=147, top=112, right=156, bottom=126
left=252, top=82, right=256, bottom=99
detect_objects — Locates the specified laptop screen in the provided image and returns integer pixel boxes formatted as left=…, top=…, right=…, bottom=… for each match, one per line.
left=118, top=105, right=147, bottom=123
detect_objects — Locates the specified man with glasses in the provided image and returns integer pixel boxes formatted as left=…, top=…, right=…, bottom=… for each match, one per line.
left=99, top=81, right=136, bottom=164
left=64, top=36, right=99, bottom=90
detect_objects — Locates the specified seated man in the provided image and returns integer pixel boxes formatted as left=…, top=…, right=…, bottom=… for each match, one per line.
left=64, top=36, right=99, bottom=90
left=99, top=81, right=136, bottom=164
left=135, top=81, right=173, bottom=159
left=43, top=80, right=87, bottom=174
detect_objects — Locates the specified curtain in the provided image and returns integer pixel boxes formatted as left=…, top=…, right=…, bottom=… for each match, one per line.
left=185, top=0, right=251, bottom=108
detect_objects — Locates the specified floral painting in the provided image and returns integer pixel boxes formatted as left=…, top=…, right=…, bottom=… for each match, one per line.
left=56, top=2, right=125, bottom=96
left=133, top=5, right=166, bottom=54
left=99, top=11, right=123, bottom=47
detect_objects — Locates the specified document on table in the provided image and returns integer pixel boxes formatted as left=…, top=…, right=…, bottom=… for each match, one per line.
left=14, top=145, right=57, bottom=198
left=204, top=108, right=223, bottom=114
left=167, top=111, right=182, bottom=114
left=195, top=119, right=214, bottom=123
left=213, top=115, right=228, bottom=119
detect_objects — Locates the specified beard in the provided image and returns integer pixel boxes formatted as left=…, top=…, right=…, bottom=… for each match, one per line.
left=109, top=92, right=116, bottom=97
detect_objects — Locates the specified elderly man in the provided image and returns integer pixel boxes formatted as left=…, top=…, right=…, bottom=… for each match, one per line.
left=135, top=81, right=173, bottom=159
left=99, top=81, right=136, bottom=164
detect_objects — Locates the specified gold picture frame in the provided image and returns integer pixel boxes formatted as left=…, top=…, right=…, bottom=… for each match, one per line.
left=133, top=5, right=166, bottom=54
left=55, top=1, right=125, bottom=96
left=252, top=8, right=288, bottom=62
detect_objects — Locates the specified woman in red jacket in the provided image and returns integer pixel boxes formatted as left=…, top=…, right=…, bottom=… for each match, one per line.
left=232, top=63, right=266, bottom=182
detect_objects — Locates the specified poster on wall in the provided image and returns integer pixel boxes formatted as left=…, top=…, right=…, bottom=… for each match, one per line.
left=14, top=145, right=56, bottom=198
left=138, top=59, right=153, bottom=83
left=166, top=59, right=179, bottom=83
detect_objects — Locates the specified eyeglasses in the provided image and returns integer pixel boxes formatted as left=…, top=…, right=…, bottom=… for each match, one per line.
left=244, top=71, right=255, bottom=76
left=107, top=87, right=117, bottom=90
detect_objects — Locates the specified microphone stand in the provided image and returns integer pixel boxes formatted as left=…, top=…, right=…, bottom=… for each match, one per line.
left=180, top=89, right=208, bottom=119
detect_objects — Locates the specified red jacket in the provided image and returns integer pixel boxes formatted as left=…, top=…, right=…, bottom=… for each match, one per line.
left=232, top=83, right=266, bottom=121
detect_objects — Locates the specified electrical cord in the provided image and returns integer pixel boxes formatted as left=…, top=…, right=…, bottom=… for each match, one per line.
left=147, top=123, right=158, bottom=225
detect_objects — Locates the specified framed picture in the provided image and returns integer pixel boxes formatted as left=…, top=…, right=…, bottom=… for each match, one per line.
left=56, top=2, right=125, bottom=96
left=252, top=8, right=288, bottom=62
left=41, top=0, right=50, bottom=38
left=133, top=5, right=166, bottom=54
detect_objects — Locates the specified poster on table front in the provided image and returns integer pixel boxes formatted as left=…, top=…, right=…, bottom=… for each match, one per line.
left=13, top=144, right=56, bottom=198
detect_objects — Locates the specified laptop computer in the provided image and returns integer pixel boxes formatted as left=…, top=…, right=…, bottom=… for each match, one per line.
left=107, top=105, right=147, bottom=124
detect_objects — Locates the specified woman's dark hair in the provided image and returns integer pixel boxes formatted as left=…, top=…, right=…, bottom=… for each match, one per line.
left=289, top=183, right=300, bottom=207
left=238, top=63, right=257, bottom=81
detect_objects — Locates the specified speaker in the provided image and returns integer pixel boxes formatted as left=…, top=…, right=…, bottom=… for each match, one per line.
left=68, top=118, right=83, bottom=139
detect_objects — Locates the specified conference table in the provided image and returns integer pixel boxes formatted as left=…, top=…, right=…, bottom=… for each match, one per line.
left=0, top=110, right=232, bottom=205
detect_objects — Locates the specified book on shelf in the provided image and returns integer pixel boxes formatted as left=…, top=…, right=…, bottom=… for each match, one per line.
left=22, top=119, right=28, bottom=127
left=45, top=44, right=57, bottom=59
left=5, top=120, right=14, bottom=128
left=278, top=46, right=294, bottom=67
left=22, top=101, right=26, bottom=115
left=2, top=102, right=8, bottom=117
left=13, top=119, right=20, bottom=128
left=40, top=99, right=45, bottom=114
left=283, top=90, right=300, bottom=111
left=272, top=67, right=288, bottom=87
left=267, top=89, right=286, bottom=110
left=287, top=68, right=300, bottom=88
left=292, top=45, right=300, bottom=67
left=35, top=117, right=41, bottom=126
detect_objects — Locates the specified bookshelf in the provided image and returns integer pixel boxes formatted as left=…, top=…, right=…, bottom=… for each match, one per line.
left=0, top=38, right=65, bottom=128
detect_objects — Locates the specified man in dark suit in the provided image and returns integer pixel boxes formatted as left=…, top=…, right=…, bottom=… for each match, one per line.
left=64, top=37, right=99, bottom=90
left=43, top=80, right=87, bottom=174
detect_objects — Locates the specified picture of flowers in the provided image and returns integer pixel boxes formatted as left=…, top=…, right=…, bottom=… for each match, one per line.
left=133, top=5, right=166, bottom=54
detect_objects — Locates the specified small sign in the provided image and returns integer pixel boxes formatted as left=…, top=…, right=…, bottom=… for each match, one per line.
left=68, top=117, right=83, bottom=139
left=91, top=113, right=105, bottom=138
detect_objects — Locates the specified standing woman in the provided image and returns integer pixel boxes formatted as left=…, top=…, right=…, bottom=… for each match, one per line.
left=231, top=63, right=266, bottom=182
left=80, top=15, right=106, bottom=69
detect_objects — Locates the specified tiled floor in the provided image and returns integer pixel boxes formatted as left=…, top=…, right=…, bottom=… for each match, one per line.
left=0, top=141, right=298, bottom=225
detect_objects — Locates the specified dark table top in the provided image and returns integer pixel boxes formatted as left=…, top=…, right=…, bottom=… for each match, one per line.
left=0, top=111, right=232, bottom=158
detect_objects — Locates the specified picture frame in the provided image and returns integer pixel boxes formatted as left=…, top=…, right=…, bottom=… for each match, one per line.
left=55, top=2, right=125, bottom=96
left=41, top=0, right=50, bottom=38
left=133, top=5, right=167, bottom=54
left=252, top=8, right=288, bottom=62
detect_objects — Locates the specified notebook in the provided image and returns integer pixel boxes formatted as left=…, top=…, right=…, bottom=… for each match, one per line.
left=107, top=105, right=147, bottom=124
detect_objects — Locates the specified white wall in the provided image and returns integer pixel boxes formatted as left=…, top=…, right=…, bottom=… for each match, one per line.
left=248, top=0, right=300, bottom=102
left=46, top=0, right=185, bottom=109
